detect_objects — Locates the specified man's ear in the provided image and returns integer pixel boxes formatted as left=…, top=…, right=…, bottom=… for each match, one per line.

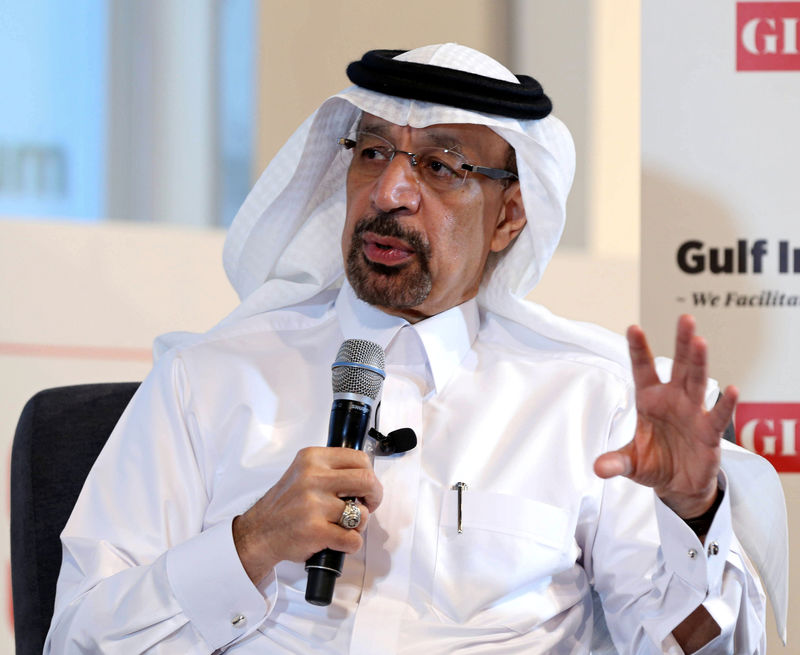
left=490, top=183, right=527, bottom=252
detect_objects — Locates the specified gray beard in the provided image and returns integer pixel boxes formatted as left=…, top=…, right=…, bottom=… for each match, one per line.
left=345, top=213, right=433, bottom=310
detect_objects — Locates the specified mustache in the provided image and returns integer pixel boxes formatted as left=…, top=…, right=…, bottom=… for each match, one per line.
left=353, top=212, right=431, bottom=260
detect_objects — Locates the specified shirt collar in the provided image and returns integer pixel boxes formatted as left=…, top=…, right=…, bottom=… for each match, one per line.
left=335, top=281, right=409, bottom=351
left=335, top=281, right=479, bottom=394
left=411, top=296, right=479, bottom=393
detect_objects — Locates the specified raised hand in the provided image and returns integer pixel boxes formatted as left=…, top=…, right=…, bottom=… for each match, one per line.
left=594, top=315, right=738, bottom=518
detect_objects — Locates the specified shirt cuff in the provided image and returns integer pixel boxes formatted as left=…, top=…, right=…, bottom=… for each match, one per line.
left=654, top=471, right=732, bottom=597
left=166, top=519, right=277, bottom=651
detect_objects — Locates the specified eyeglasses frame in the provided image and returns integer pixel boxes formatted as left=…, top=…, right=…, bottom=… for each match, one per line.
left=337, top=135, right=518, bottom=185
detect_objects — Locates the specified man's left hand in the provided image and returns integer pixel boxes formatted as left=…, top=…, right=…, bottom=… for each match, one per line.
left=594, top=314, right=738, bottom=518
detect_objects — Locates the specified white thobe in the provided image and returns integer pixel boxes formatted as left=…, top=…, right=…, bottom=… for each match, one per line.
left=45, top=283, right=766, bottom=654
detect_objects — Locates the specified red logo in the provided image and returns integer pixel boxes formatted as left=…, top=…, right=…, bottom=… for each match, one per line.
left=737, top=2, right=800, bottom=70
left=735, top=403, right=800, bottom=471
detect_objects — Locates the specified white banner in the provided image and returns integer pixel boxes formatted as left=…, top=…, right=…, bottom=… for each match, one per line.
left=642, top=1, right=800, bottom=648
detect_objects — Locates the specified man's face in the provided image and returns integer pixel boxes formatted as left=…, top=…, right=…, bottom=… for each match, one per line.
left=342, top=114, right=526, bottom=322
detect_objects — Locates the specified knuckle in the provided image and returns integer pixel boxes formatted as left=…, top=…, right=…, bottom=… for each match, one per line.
left=293, top=449, right=316, bottom=473
left=363, top=468, right=381, bottom=489
left=355, top=468, right=373, bottom=488
left=368, top=478, right=384, bottom=505
left=297, top=446, right=327, bottom=464
left=295, top=446, right=314, bottom=462
left=340, top=531, right=363, bottom=554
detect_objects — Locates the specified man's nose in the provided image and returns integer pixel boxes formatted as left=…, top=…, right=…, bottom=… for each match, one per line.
left=369, top=154, right=421, bottom=214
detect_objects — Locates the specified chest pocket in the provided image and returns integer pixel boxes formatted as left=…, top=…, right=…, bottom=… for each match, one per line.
left=432, top=489, right=576, bottom=629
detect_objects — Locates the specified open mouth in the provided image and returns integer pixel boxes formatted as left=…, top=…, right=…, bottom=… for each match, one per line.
left=362, top=232, right=415, bottom=266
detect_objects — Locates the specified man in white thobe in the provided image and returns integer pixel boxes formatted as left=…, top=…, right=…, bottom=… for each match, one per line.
left=45, top=44, right=783, bottom=654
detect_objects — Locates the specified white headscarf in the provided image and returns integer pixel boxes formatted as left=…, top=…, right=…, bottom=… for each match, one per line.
left=159, top=43, right=787, bottom=639
left=213, top=43, right=630, bottom=366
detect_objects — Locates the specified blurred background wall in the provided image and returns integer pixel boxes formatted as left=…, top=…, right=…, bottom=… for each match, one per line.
left=1, top=1, right=641, bottom=650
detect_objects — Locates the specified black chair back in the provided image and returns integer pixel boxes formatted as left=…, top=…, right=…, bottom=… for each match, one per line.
left=10, top=382, right=140, bottom=655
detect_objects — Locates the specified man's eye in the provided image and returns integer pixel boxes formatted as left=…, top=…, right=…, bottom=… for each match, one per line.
left=360, top=146, right=391, bottom=161
left=424, top=157, right=458, bottom=178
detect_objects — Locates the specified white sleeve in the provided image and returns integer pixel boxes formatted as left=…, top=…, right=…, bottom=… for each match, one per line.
left=44, top=352, right=277, bottom=654
left=587, top=399, right=767, bottom=654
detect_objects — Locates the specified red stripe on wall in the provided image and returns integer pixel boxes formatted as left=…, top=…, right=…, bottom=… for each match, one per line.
left=0, top=342, right=152, bottom=362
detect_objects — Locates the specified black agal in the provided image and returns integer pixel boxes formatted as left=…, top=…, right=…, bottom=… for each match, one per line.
left=346, top=49, right=552, bottom=120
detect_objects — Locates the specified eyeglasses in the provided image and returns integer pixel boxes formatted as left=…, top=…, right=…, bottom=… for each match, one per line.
left=337, top=131, right=518, bottom=192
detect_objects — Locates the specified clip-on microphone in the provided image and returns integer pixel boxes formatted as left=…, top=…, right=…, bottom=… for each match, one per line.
left=369, top=427, right=417, bottom=455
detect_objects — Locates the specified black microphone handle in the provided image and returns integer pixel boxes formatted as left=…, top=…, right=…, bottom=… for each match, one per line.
left=305, top=398, right=373, bottom=606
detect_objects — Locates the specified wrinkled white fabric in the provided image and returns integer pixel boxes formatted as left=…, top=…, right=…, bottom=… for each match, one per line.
left=47, top=285, right=767, bottom=653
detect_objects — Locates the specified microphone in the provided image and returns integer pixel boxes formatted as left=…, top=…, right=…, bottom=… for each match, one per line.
left=305, top=339, right=386, bottom=606
left=369, top=427, right=417, bottom=455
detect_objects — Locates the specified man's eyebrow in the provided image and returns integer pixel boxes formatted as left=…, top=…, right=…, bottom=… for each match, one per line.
left=419, top=131, right=465, bottom=152
left=357, top=121, right=391, bottom=139
left=358, top=122, right=467, bottom=153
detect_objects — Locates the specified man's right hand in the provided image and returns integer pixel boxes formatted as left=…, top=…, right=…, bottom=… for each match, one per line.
left=232, top=447, right=383, bottom=584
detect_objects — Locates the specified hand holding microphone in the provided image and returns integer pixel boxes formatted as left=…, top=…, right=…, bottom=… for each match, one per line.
left=231, top=340, right=386, bottom=600
left=305, top=339, right=387, bottom=605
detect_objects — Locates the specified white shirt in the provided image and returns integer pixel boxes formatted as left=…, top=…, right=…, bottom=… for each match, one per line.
left=46, top=283, right=766, bottom=654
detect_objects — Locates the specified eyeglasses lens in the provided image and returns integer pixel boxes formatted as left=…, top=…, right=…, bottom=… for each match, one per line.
left=345, top=132, right=468, bottom=190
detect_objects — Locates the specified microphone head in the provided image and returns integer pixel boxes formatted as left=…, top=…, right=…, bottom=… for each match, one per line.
left=331, top=339, right=386, bottom=400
